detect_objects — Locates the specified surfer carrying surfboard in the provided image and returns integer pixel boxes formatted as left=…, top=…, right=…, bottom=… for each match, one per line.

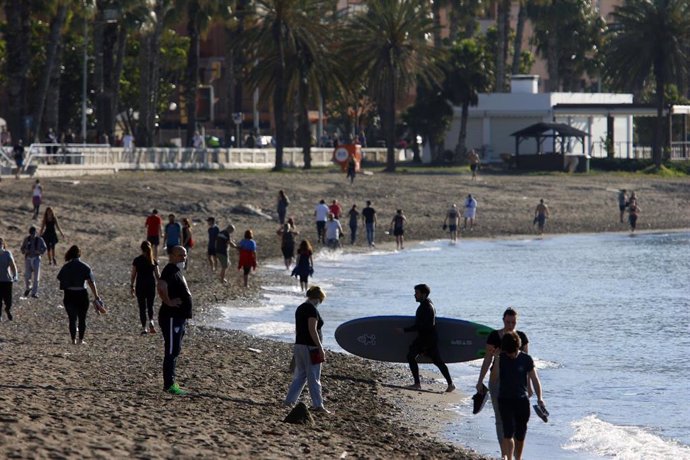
left=397, top=284, right=455, bottom=393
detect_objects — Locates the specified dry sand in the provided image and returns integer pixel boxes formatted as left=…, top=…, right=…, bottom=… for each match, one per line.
left=0, top=167, right=688, bottom=458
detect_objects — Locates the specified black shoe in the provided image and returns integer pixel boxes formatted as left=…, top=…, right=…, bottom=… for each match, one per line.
left=23, top=289, right=30, bottom=297
left=5, top=309, right=12, bottom=321
left=30, top=293, right=39, bottom=298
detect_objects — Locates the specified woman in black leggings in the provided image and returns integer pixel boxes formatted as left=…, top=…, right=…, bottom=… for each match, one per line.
left=57, top=245, right=101, bottom=345
left=130, top=241, right=160, bottom=334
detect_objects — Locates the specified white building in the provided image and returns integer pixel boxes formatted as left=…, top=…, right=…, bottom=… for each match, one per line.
left=443, top=75, right=635, bottom=164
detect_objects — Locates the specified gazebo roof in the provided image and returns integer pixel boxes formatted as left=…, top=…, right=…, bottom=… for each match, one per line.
left=511, top=122, right=589, bottom=138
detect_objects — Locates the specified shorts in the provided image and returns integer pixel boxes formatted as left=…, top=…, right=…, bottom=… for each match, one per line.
left=470, top=164, right=478, bottom=172
left=147, top=235, right=160, bottom=246
left=32, top=196, right=41, bottom=207
left=217, top=254, right=229, bottom=269
left=242, top=266, right=252, bottom=275
left=449, top=224, right=457, bottom=232
left=498, top=397, right=531, bottom=441
left=393, top=227, right=404, bottom=237
left=464, top=209, right=476, bottom=219
left=619, top=204, right=626, bottom=212
left=536, top=215, right=546, bottom=228
left=207, top=248, right=217, bottom=257
left=316, top=221, right=326, bottom=234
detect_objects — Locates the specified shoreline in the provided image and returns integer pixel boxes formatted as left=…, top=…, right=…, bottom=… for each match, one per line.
left=0, top=169, right=688, bottom=458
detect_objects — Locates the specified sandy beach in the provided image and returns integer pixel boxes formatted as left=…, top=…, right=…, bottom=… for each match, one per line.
left=0, top=167, right=687, bottom=458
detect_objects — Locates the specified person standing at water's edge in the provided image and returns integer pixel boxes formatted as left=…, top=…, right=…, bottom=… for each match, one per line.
left=284, top=286, right=330, bottom=413
left=57, top=245, right=102, bottom=345
left=627, top=191, right=640, bottom=232
left=237, top=229, right=257, bottom=287
left=314, top=200, right=329, bottom=244
left=492, top=331, right=545, bottom=460
left=463, top=194, right=477, bottom=231
left=348, top=204, right=359, bottom=245
left=534, top=199, right=549, bottom=236
left=292, top=240, right=314, bottom=291
left=476, top=307, right=529, bottom=458
left=443, top=204, right=460, bottom=243
left=618, top=189, right=628, bottom=224
left=157, top=245, right=192, bottom=395
left=398, top=284, right=455, bottom=392
left=390, top=209, right=407, bottom=250
left=362, top=200, right=377, bottom=247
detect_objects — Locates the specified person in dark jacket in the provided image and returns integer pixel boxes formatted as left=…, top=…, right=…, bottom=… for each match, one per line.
left=57, top=245, right=101, bottom=344
left=399, top=284, right=455, bottom=392
left=157, top=245, right=192, bottom=395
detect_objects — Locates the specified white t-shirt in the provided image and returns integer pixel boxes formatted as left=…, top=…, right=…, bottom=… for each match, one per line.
left=314, top=203, right=329, bottom=222
left=123, top=134, right=134, bottom=148
left=325, top=220, right=342, bottom=240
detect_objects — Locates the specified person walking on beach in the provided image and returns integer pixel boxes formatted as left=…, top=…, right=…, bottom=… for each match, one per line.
left=491, top=331, right=545, bottom=460
left=314, top=200, right=329, bottom=244
left=325, top=213, right=343, bottom=250
left=31, top=179, right=43, bottom=219
left=390, top=209, right=407, bottom=250
left=131, top=241, right=160, bottom=335
left=206, top=217, right=219, bottom=272
left=284, top=286, right=330, bottom=413
left=398, top=284, right=455, bottom=392
left=277, top=222, right=297, bottom=270
left=346, top=156, right=357, bottom=184
left=628, top=193, right=641, bottom=232
left=163, top=214, right=182, bottom=255
left=39, top=207, right=65, bottom=266
left=57, top=245, right=102, bottom=345
left=468, top=149, right=480, bottom=180
left=157, top=245, right=192, bottom=395
left=20, top=226, right=47, bottom=298
left=329, top=200, right=342, bottom=220
left=216, top=224, right=236, bottom=283
left=237, top=229, right=257, bottom=287
left=534, top=199, right=549, bottom=236
left=292, top=240, right=314, bottom=291
left=443, top=204, right=461, bottom=243
left=463, top=194, right=477, bottom=231
left=618, top=189, right=628, bottom=223
left=476, top=307, right=530, bottom=458
left=347, top=204, right=359, bottom=245
left=277, top=190, right=290, bottom=225
left=0, top=238, right=18, bottom=321
left=145, top=209, right=163, bottom=260
left=362, top=201, right=377, bottom=247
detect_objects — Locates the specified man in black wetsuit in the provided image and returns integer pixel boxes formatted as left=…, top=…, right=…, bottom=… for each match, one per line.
left=157, top=245, right=192, bottom=395
left=400, top=284, right=455, bottom=392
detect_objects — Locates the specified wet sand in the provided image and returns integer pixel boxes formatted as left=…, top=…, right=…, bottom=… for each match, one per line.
left=0, top=168, right=687, bottom=458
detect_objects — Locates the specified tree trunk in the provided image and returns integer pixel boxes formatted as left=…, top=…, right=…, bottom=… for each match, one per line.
left=46, top=42, right=63, bottom=134
left=4, top=0, right=32, bottom=142
left=272, top=21, right=286, bottom=171
left=511, top=1, right=527, bottom=76
left=546, top=31, right=559, bottom=92
left=495, top=0, right=511, bottom=92
left=653, top=64, right=665, bottom=169
left=185, top=4, right=200, bottom=147
left=33, top=3, right=68, bottom=142
left=455, top=101, right=470, bottom=161
left=298, top=77, right=312, bottom=169
left=111, top=25, right=128, bottom=137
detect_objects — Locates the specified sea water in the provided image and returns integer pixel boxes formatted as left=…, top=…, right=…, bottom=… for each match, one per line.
left=212, top=231, right=690, bottom=460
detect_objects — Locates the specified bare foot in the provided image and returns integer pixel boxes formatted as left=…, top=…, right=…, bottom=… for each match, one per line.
left=407, top=383, right=422, bottom=390
left=446, top=383, right=456, bottom=393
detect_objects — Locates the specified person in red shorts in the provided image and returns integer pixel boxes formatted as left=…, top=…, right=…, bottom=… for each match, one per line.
left=145, top=209, right=163, bottom=260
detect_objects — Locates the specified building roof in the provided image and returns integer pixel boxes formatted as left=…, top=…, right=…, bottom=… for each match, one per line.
left=511, top=122, right=589, bottom=138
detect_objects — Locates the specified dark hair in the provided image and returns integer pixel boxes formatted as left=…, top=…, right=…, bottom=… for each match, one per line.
left=152, top=209, right=158, bottom=214
left=366, top=200, right=371, bottom=206
left=501, top=330, right=521, bottom=354
left=65, top=245, right=81, bottom=261
left=503, top=307, right=518, bottom=319
left=414, top=283, right=431, bottom=297
left=207, top=217, right=215, bottom=223
left=244, top=229, right=253, bottom=239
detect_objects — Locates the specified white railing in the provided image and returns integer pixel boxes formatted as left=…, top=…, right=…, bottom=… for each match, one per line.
left=0, top=144, right=389, bottom=177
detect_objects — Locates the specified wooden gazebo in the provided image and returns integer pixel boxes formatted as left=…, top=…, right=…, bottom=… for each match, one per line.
left=511, top=122, right=589, bottom=170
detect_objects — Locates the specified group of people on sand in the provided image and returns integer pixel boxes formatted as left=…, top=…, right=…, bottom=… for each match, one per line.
left=284, top=281, right=545, bottom=460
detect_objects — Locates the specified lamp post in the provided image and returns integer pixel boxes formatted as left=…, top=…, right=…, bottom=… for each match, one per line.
left=82, top=1, right=88, bottom=144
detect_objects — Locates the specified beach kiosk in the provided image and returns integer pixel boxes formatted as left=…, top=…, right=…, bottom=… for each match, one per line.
left=333, top=144, right=362, bottom=172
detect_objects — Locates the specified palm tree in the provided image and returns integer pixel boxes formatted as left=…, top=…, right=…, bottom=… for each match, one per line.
left=343, top=0, right=443, bottom=172
left=444, top=38, right=492, bottom=160
left=244, top=0, right=338, bottom=171
left=495, top=0, right=511, bottom=92
left=606, top=0, right=690, bottom=168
